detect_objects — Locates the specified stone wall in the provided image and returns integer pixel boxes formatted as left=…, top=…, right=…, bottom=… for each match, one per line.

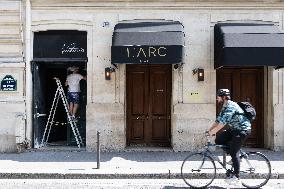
left=0, top=0, right=23, bottom=63
left=0, top=0, right=280, bottom=152
left=0, top=1, right=25, bottom=152
left=29, top=1, right=284, bottom=151
left=273, top=69, right=284, bottom=151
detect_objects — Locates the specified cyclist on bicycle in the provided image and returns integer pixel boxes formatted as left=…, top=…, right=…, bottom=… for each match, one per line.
left=207, top=89, right=251, bottom=185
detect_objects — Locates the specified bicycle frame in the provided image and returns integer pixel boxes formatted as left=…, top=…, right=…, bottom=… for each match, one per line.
left=200, top=144, right=230, bottom=172
left=201, top=134, right=251, bottom=173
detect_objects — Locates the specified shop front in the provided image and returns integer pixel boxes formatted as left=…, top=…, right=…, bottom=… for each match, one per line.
left=32, top=30, right=87, bottom=148
left=214, top=23, right=284, bottom=147
left=111, top=20, right=184, bottom=147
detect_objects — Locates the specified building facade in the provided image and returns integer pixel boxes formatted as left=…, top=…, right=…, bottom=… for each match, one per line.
left=1, top=0, right=284, bottom=152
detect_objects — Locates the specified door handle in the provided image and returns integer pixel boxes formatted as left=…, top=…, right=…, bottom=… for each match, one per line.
left=35, top=113, right=46, bottom=118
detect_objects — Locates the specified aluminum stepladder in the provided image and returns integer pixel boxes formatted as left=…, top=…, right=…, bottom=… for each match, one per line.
left=41, top=77, right=84, bottom=148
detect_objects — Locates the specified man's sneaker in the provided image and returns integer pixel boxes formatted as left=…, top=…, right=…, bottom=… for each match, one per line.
left=225, top=175, right=241, bottom=186
left=70, top=115, right=78, bottom=122
left=73, top=117, right=78, bottom=122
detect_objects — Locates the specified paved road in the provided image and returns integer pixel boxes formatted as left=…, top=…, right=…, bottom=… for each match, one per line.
left=0, top=179, right=282, bottom=189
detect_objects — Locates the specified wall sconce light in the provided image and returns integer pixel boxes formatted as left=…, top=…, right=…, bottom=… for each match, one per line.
left=105, top=67, right=115, bottom=80
left=192, top=68, right=204, bottom=81
left=174, top=64, right=179, bottom=69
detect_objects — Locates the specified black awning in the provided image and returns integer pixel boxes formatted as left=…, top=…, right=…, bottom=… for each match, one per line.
left=33, top=30, right=87, bottom=60
left=214, top=23, right=284, bottom=69
left=111, top=20, right=185, bottom=64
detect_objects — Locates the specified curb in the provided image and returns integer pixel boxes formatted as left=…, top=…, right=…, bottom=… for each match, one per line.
left=0, top=172, right=282, bottom=179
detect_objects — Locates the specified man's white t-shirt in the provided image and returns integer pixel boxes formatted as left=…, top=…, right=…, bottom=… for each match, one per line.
left=66, top=73, right=83, bottom=92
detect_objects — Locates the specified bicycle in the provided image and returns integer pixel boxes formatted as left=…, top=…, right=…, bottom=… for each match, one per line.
left=181, top=132, right=271, bottom=188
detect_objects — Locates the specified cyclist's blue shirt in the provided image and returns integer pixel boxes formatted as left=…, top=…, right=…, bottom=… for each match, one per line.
left=216, top=100, right=251, bottom=131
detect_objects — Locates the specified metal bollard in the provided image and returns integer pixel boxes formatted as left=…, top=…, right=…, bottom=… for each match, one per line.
left=223, top=150, right=227, bottom=168
left=97, top=131, right=101, bottom=169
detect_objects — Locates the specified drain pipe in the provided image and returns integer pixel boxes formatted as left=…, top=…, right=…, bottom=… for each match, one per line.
left=97, top=131, right=101, bottom=169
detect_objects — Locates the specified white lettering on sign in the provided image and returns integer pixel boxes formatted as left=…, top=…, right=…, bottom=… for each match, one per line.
left=61, top=43, right=85, bottom=54
left=157, top=47, right=167, bottom=56
left=1, top=75, right=17, bottom=91
left=137, top=48, right=147, bottom=58
left=126, top=46, right=167, bottom=59
left=149, top=47, right=156, bottom=57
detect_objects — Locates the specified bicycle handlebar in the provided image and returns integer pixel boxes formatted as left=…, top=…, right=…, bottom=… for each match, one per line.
left=204, top=131, right=228, bottom=149
left=204, top=131, right=217, bottom=147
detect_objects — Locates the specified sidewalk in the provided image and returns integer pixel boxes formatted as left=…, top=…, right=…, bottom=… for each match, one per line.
left=0, top=147, right=283, bottom=179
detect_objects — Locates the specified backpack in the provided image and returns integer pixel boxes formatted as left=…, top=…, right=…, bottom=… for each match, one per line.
left=237, top=102, right=256, bottom=122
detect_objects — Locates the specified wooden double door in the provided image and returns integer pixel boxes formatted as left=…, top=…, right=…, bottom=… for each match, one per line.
left=217, top=67, right=264, bottom=147
left=126, top=64, right=172, bottom=146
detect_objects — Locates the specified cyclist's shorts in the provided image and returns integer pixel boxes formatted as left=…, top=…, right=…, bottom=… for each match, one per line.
left=67, top=92, right=80, bottom=104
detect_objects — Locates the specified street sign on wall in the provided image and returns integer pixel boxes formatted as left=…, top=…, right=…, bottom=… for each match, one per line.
left=0, top=75, right=17, bottom=91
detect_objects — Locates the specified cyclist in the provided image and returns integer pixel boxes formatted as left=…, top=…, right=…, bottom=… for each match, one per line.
left=207, top=89, right=251, bottom=185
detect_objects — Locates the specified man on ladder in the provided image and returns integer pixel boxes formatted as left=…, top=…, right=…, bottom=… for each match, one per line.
left=40, top=74, right=84, bottom=148
left=65, top=66, right=84, bottom=121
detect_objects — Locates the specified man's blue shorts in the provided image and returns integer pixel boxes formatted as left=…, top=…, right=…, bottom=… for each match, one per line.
left=67, top=92, right=80, bottom=104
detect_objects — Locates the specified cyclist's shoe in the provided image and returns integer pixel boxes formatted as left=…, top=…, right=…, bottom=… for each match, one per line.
left=225, top=175, right=241, bottom=186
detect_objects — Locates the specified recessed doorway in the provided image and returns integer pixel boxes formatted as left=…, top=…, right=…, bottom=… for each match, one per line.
left=216, top=67, right=264, bottom=147
left=32, top=62, right=87, bottom=148
left=126, top=64, right=172, bottom=147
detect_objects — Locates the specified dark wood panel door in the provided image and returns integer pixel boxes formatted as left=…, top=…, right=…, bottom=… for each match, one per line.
left=126, top=64, right=171, bottom=146
left=126, top=65, right=149, bottom=143
left=32, top=63, right=47, bottom=148
left=217, top=67, right=264, bottom=147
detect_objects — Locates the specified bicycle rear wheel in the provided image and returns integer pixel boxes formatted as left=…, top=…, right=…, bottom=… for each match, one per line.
left=240, top=152, right=271, bottom=188
left=181, top=152, right=216, bottom=188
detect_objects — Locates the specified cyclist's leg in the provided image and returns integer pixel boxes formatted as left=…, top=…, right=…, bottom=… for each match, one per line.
left=228, top=131, right=250, bottom=178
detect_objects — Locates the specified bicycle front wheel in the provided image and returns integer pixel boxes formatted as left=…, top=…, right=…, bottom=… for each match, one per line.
left=181, top=152, right=216, bottom=188
left=240, top=152, right=271, bottom=188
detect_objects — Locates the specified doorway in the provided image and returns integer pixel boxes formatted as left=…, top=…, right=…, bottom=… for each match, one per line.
left=126, top=64, right=172, bottom=147
left=216, top=67, right=264, bottom=147
left=32, top=62, right=87, bottom=148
